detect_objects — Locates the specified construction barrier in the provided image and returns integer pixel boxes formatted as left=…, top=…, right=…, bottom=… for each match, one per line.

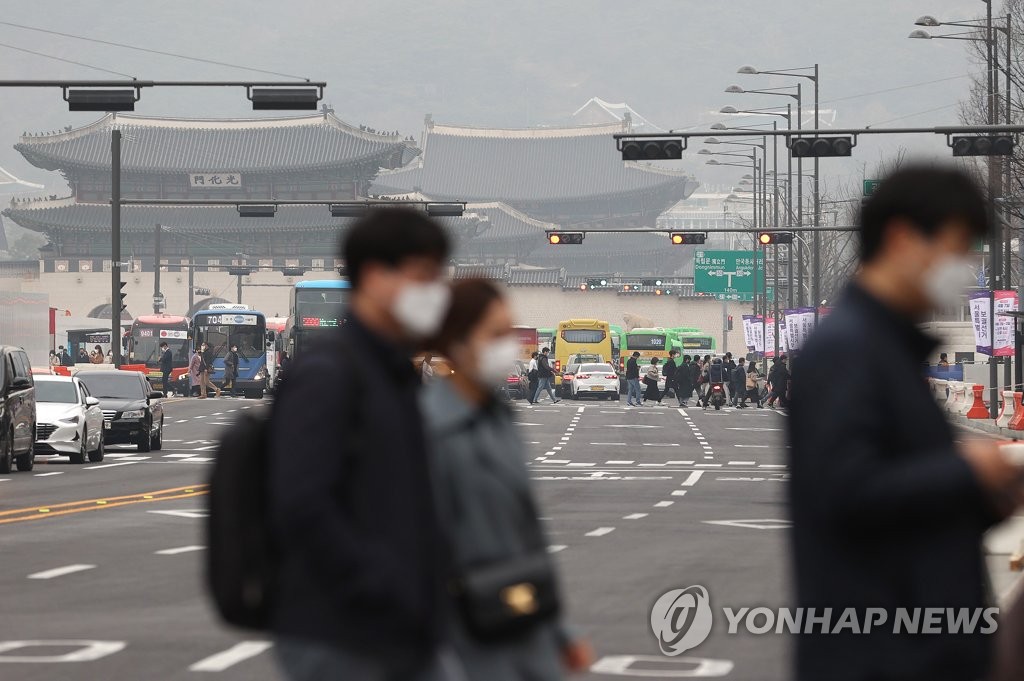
left=933, top=379, right=949, bottom=405
left=996, top=391, right=1017, bottom=428
left=1009, top=393, right=1024, bottom=431
left=948, top=382, right=966, bottom=414
left=966, top=384, right=990, bottom=419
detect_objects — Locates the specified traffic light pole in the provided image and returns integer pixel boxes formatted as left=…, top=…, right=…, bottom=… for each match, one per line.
left=153, top=223, right=161, bottom=314
left=111, top=129, right=122, bottom=369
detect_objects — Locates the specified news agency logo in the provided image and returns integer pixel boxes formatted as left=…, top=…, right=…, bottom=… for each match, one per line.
left=650, top=585, right=714, bottom=656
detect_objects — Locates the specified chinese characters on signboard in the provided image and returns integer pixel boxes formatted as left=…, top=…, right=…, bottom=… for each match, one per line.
left=189, top=173, right=243, bottom=188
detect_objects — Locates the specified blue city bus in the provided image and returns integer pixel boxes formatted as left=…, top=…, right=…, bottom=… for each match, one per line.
left=288, top=279, right=352, bottom=359
left=191, top=304, right=269, bottom=399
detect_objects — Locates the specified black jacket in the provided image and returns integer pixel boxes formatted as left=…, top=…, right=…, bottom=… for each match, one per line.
left=662, top=358, right=677, bottom=386
left=224, top=350, right=239, bottom=380
left=625, top=357, right=640, bottom=380
left=159, top=348, right=173, bottom=373
left=789, top=284, right=1000, bottom=681
left=537, top=353, right=553, bottom=378
left=268, top=317, right=445, bottom=662
left=676, top=360, right=693, bottom=391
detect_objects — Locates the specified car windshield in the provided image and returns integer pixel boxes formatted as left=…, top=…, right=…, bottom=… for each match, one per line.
left=580, top=364, right=613, bottom=373
left=78, top=374, right=145, bottom=399
left=34, top=380, right=78, bottom=404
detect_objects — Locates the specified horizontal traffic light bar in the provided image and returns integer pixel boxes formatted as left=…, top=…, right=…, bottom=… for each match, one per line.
left=950, top=135, right=1015, bottom=157
left=670, top=232, right=707, bottom=245
left=547, top=231, right=585, bottom=245
left=790, top=136, right=854, bottom=158
left=613, top=124, right=1024, bottom=144
left=621, top=138, right=685, bottom=161
left=758, top=231, right=795, bottom=245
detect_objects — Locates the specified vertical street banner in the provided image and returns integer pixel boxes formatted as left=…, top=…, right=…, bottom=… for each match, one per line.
left=994, top=290, right=1018, bottom=358
left=751, top=316, right=765, bottom=354
left=779, top=321, right=788, bottom=355
left=742, top=315, right=756, bottom=352
left=784, top=307, right=816, bottom=351
left=969, top=291, right=992, bottom=356
left=765, top=318, right=776, bottom=358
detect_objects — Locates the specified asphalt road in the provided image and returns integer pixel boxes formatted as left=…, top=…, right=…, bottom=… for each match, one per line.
left=0, top=394, right=1018, bottom=680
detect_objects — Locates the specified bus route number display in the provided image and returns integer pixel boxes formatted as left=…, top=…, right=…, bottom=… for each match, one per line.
left=301, top=317, right=340, bottom=328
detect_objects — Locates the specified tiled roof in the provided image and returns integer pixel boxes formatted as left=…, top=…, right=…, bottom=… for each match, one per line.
left=452, top=264, right=506, bottom=280
left=464, top=203, right=555, bottom=242
left=371, top=122, right=697, bottom=202
left=15, top=113, right=418, bottom=174
left=2, top=200, right=482, bottom=240
left=507, top=267, right=563, bottom=286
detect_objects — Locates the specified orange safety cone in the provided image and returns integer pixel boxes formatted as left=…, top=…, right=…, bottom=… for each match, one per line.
left=966, top=384, right=990, bottom=419
left=1009, top=393, right=1024, bottom=430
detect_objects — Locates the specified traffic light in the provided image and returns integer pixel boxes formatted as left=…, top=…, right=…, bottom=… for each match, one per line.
left=641, top=278, right=663, bottom=287
left=758, top=232, right=795, bottom=245
left=281, top=267, right=307, bottom=277
left=790, top=136, right=853, bottom=158
left=118, top=281, right=127, bottom=314
left=951, top=135, right=1014, bottom=157
left=584, top=278, right=610, bottom=289
left=670, top=232, right=707, bottom=245
left=727, top=315, right=734, bottom=331
left=547, top=231, right=585, bottom=245
left=227, top=266, right=254, bottom=276
left=620, top=138, right=684, bottom=161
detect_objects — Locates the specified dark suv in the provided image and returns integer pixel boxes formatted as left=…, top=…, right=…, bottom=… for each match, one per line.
left=77, top=371, right=165, bottom=452
left=0, top=346, right=37, bottom=473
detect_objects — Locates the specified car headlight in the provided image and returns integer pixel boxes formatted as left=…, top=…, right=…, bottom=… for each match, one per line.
left=121, top=409, right=145, bottom=419
left=255, top=367, right=267, bottom=380
left=61, top=414, right=80, bottom=424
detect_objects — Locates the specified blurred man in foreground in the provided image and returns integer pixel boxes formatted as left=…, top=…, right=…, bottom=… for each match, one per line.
left=789, top=166, right=1024, bottom=681
left=269, top=209, right=453, bottom=680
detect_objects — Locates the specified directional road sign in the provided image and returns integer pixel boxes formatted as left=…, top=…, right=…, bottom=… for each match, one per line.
left=694, top=250, right=767, bottom=301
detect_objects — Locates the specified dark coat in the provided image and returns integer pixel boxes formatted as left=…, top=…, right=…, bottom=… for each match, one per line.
left=537, top=353, right=553, bottom=378
left=268, top=317, right=446, bottom=663
left=789, top=284, right=1001, bottom=681
left=676, top=360, right=693, bottom=392
left=662, top=358, right=677, bottom=387
left=625, top=357, right=640, bottom=380
left=224, top=350, right=239, bottom=381
left=159, top=348, right=174, bottom=374
left=732, top=363, right=746, bottom=392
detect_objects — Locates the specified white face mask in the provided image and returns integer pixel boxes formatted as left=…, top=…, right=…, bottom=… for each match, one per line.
left=391, top=280, right=451, bottom=338
left=475, top=335, right=521, bottom=388
left=923, top=254, right=975, bottom=309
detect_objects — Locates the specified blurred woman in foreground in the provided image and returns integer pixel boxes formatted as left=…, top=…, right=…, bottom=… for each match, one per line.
left=421, top=278, right=592, bottom=680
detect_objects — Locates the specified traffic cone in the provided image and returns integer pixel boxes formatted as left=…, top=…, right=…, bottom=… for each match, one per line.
left=1009, top=393, right=1024, bottom=431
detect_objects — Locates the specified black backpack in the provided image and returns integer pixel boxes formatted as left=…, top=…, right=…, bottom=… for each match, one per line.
left=206, top=408, right=276, bottom=630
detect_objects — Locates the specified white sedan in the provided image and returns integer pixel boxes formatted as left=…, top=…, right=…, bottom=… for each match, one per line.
left=570, top=363, right=621, bottom=400
left=34, top=375, right=105, bottom=464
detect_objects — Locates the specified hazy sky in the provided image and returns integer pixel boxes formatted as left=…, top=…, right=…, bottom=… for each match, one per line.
left=0, top=0, right=988, bottom=204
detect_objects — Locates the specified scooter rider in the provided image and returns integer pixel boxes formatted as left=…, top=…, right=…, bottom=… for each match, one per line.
left=701, top=356, right=726, bottom=409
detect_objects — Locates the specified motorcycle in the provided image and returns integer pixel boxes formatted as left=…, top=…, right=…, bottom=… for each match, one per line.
left=707, top=382, right=726, bottom=410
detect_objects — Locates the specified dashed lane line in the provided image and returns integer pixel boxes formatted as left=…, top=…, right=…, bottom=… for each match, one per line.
left=654, top=501, right=674, bottom=507
left=155, top=545, right=206, bottom=555
left=34, top=472, right=63, bottom=477
left=585, top=527, right=615, bottom=537
left=188, top=641, right=274, bottom=672
left=623, top=513, right=648, bottom=520
left=28, top=564, right=96, bottom=580
left=681, top=471, right=704, bottom=486
left=547, top=545, right=568, bottom=553
left=84, top=461, right=139, bottom=470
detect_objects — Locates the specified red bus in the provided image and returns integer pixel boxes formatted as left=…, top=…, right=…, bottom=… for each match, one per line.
left=126, top=314, right=191, bottom=390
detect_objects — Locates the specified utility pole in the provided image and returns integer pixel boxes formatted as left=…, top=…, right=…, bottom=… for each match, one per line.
left=188, top=256, right=195, bottom=313
left=988, top=0, right=1001, bottom=418
left=153, top=223, right=162, bottom=314
left=111, top=129, right=122, bottom=368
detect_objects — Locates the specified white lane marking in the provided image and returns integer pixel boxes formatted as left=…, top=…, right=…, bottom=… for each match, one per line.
left=606, top=460, right=635, bottom=465
left=188, top=641, right=274, bottom=672
left=148, top=509, right=208, bottom=519
left=654, top=501, right=674, bottom=507
left=175, top=420, right=189, bottom=423
left=600, top=410, right=627, bottom=414
left=567, top=463, right=595, bottom=467
left=759, top=464, right=788, bottom=469
left=735, top=444, right=771, bottom=448
left=155, top=545, right=205, bottom=555
left=194, top=415, right=207, bottom=419
left=552, top=446, right=563, bottom=451
left=671, top=490, right=689, bottom=496
left=726, top=427, right=781, bottom=431
left=193, top=445, right=218, bottom=451
left=591, top=443, right=628, bottom=446
left=547, top=545, right=567, bottom=553
left=681, top=471, right=704, bottom=487
left=513, top=422, right=542, bottom=426
left=667, top=460, right=694, bottom=465
left=546, top=459, right=570, bottom=464
left=695, top=463, right=723, bottom=468
left=642, top=443, right=679, bottom=447
left=108, top=456, right=150, bottom=461
left=639, top=463, right=666, bottom=467
left=0, top=478, right=10, bottom=482
left=560, top=437, right=570, bottom=442
left=704, top=455, right=715, bottom=459
left=577, top=406, right=585, bottom=413
left=623, top=513, right=648, bottom=520
left=729, top=461, right=757, bottom=466
left=535, top=456, right=548, bottom=461
left=84, top=462, right=138, bottom=470
left=717, top=477, right=768, bottom=482
left=34, top=472, right=63, bottom=477
left=585, top=527, right=615, bottom=537
left=677, top=408, right=688, bottom=417
left=0, top=640, right=126, bottom=662
left=183, top=457, right=214, bottom=462
left=29, top=564, right=96, bottom=580
left=606, top=424, right=661, bottom=429
left=533, top=409, right=558, bottom=413
left=566, top=427, right=575, bottom=432
left=703, top=519, right=792, bottom=530
left=163, top=453, right=196, bottom=458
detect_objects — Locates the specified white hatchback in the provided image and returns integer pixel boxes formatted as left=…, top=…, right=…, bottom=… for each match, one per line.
left=34, top=375, right=105, bottom=464
left=570, top=363, right=620, bottom=400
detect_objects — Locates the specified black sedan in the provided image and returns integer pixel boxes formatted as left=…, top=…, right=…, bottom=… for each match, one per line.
left=77, top=371, right=165, bottom=452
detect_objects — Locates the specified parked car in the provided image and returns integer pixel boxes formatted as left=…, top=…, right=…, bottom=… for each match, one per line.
left=76, top=371, right=165, bottom=452
left=569, top=363, right=620, bottom=401
left=34, top=375, right=104, bottom=464
left=502, top=360, right=530, bottom=400
left=0, top=345, right=37, bottom=473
